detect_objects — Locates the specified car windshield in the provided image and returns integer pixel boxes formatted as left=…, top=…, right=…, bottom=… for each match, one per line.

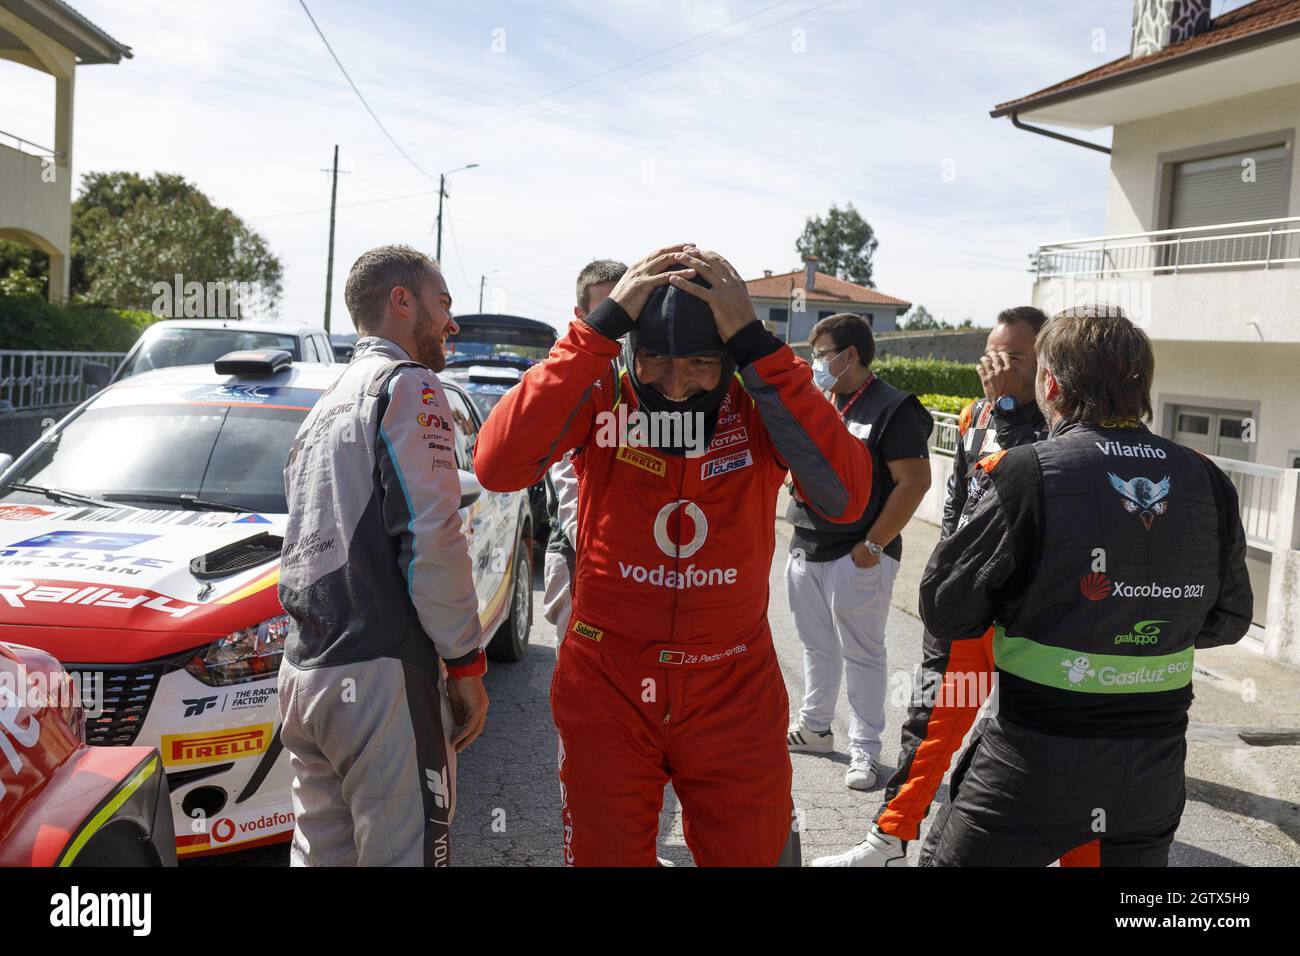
left=466, top=388, right=508, bottom=418
left=121, top=328, right=301, bottom=378
left=0, top=401, right=310, bottom=513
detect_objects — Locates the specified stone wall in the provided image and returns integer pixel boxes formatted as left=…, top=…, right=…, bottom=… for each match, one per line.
left=874, top=329, right=987, bottom=363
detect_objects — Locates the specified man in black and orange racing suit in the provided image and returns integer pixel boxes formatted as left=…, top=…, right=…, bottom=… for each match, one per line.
left=474, top=244, right=872, bottom=865
left=815, top=306, right=1098, bottom=867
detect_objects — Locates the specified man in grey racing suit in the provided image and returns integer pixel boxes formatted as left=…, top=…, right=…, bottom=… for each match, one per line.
left=278, top=245, right=488, bottom=866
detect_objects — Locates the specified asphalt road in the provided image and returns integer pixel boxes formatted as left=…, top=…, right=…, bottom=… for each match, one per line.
left=195, top=516, right=1300, bottom=867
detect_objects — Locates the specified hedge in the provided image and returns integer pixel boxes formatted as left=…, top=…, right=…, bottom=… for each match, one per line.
left=916, top=393, right=978, bottom=415
left=0, top=293, right=156, bottom=352
left=873, top=356, right=981, bottom=398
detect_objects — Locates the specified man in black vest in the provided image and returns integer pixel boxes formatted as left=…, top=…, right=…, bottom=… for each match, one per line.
left=786, top=313, right=933, bottom=791
left=917, top=305, right=1253, bottom=866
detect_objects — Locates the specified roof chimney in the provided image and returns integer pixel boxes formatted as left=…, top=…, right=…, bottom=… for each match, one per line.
left=803, top=256, right=819, bottom=296
left=1131, top=0, right=1211, bottom=58
left=763, top=269, right=773, bottom=278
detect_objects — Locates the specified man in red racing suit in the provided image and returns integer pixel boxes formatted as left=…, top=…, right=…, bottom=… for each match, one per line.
left=474, top=245, right=872, bottom=865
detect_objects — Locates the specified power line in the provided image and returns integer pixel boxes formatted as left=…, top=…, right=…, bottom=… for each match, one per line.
left=251, top=187, right=441, bottom=221
left=428, top=0, right=841, bottom=152
left=297, top=0, right=438, bottom=181
left=442, top=204, right=474, bottom=289
left=388, top=0, right=798, bottom=155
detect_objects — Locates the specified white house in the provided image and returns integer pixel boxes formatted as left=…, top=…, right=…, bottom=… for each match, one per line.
left=745, top=258, right=911, bottom=344
left=989, top=0, right=1300, bottom=661
left=0, top=0, right=131, bottom=301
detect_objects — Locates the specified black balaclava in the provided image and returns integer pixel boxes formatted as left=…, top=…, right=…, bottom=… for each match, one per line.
left=622, top=273, right=736, bottom=456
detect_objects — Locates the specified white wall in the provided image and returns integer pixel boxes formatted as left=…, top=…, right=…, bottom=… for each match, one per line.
left=1151, top=340, right=1300, bottom=469
left=1106, top=82, right=1300, bottom=234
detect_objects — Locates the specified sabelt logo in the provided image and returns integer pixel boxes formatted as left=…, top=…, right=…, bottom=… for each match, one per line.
left=161, top=723, right=273, bottom=766
left=0, top=579, right=199, bottom=617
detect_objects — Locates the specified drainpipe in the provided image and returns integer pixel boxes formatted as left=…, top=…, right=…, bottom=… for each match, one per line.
left=1009, top=114, right=1111, bottom=155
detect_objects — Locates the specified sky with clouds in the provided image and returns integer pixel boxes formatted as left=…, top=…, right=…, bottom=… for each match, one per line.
left=0, top=0, right=1249, bottom=332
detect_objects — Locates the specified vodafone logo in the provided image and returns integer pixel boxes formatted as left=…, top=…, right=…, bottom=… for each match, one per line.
left=212, top=817, right=236, bottom=844
left=653, top=499, right=708, bottom=558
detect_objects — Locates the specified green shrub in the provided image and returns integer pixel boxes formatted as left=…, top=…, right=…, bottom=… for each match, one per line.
left=0, top=293, right=156, bottom=352
left=873, top=356, right=981, bottom=398
left=917, top=393, right=978, bottom=415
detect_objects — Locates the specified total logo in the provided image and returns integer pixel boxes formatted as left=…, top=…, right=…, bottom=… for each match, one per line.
left=617, top=499, right=738, bottom=590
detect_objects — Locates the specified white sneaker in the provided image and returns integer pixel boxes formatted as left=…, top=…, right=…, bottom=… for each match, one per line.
left=845, top=749, right=878, bottom=790
left=811, top=826, right=907, bottom=867
left=787, top=719, right=834, bottom=753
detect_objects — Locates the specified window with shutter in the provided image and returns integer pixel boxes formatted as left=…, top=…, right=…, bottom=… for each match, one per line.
left=1165, top=144, right=1288, bottom=267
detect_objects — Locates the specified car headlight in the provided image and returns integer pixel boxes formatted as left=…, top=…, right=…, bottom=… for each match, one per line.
left=184, top=614, right=290, bottom=686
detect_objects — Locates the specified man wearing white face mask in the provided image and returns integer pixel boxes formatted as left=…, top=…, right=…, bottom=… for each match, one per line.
left=786, top=314, right=932, bottom=791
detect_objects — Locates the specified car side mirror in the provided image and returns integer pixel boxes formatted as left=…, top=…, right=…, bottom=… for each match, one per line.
left=458, top=469, right=482, bottom=510
left=82, top=362, right=111, bottom=390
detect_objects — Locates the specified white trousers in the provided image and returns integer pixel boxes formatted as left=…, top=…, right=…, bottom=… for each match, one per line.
left=785, top=549, right=898, bottom=758
left=542, top=549, right=573, bottom=642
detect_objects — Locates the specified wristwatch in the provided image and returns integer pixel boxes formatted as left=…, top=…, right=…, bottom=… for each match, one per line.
left=863, top=539, right=884, bottom=557
left=995, top=394, right=1019, bottom=414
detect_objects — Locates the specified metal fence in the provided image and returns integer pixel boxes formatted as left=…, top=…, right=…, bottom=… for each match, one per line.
left=1210, top=455, right=1285, bottom=553
left=929, top=410, right=959, bottom=458
left=0, top=350, right=124, bottom=412
left=924, top=412, right=1292, bottom=553
left=1034, top=215, right=1300, bottom=280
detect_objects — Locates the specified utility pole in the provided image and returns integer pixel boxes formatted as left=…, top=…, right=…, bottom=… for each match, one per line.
left=479, top=272, right=487, bottom=312
left=436, top=172, right=446, bottom=264
left=434, top=163, right=479, bottom=264
left=323, top=144, right=340, bottom=333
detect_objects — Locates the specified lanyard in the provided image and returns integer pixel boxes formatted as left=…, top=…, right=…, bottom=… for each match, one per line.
left=836, top=371, right=874, bottom=420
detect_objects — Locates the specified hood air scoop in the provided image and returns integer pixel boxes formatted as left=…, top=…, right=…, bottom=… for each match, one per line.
left=190, top=532, right=284, bottom=580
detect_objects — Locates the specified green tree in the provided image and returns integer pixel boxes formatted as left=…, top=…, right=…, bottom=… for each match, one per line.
left=0, top=241, right=48, bottom=298
left=795, top=202, right=878, bottom=287
left=71, top=171, right=283, bottom=313
left=902, top=304, right=941, bottom=330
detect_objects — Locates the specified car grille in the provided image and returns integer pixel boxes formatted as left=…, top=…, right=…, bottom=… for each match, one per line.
left=67, top=664, right=166, bottom=746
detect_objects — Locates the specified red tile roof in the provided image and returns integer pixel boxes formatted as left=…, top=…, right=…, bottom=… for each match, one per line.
left=745, top=270, right=911, bottom=308
left=991, top=0, right=1300, bottom=117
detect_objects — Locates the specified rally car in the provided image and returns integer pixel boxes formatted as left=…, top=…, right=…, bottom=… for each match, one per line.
left=0, top=351, right=533, bottom=858
left=0, top=640, right=175, bottom=866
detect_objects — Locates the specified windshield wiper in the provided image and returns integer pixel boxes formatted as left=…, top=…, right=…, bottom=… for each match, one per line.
left=101, top=492, right=255, bottom=514
left=7, top=482, right=125, bottom=510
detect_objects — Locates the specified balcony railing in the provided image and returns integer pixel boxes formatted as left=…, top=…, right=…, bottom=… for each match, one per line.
left=1034, top=216, right=1300, bottom=280
left=924, top=411, right=1294, bottom=556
